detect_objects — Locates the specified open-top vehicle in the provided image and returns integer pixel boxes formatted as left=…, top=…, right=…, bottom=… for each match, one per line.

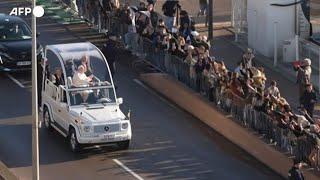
left=41, top=42, right=131, bottom=152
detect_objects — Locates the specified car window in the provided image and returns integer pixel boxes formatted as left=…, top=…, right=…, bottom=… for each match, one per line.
left=69, top=87, right=116, bottom=106
left=0, top=22, right=31, bottom=41
left=46, top=50, right=65, bottom=87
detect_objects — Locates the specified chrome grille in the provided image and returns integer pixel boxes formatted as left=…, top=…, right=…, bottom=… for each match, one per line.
left=94, top=124, right=120, bottom=134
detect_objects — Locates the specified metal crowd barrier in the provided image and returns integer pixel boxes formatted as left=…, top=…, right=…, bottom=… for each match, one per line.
left=138, top=36, right=320, bottom=171
left=54, top=1, right=320, bottom=171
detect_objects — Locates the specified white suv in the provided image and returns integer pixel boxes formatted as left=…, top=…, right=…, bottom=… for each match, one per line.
left=41, top=42, right=132, bottom=152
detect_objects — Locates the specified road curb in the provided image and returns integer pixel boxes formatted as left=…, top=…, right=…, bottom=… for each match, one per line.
left=140, top=73, right=319, bottom=180
left=0, top=161, right=18, bottom=180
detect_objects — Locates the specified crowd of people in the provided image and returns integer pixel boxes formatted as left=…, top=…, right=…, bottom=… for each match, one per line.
left=119, top=0, right=320, bottom=170
left=67, top=0, right=320, bottom=173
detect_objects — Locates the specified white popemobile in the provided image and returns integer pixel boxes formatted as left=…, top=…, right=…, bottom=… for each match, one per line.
left=41, top=42, right=131, bottom=152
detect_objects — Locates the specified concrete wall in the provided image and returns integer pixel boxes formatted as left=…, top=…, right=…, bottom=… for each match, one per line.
left=247, top=0, right=295, bottom=57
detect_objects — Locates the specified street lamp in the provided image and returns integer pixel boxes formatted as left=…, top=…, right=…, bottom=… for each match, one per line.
left=32, top=0, right=39, bottom=179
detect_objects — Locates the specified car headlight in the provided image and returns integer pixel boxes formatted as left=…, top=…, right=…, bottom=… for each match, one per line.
left=0, top=52, right=13, bottom=62
left=122, top=122, right=128, bottom=129
left=83, top=125, right=91, bottom=133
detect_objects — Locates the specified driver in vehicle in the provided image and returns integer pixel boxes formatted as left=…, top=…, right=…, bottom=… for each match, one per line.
left=6, top=24, right=23, bottom=39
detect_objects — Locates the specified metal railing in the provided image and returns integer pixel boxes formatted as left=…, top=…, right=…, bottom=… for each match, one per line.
left=140, top=36, right=320, bottom=171
left=51, top=0, right=320, bottom=171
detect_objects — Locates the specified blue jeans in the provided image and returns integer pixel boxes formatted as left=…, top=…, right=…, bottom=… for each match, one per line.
left=165, top=16, right=176, bottom=32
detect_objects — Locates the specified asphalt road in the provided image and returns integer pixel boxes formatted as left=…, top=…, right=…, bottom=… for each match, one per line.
left=0, top=0, right=283, bottom=180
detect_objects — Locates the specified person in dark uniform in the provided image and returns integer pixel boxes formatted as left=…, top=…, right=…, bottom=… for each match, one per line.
left=300, top=83, right=317, bottom=118
left=53, top=67, right=65, bottom=87
left=101, top=34, right=117, bottom=79
left=37, top=58, right=44, bottom=108
left=288, top=159, right=304, bottom=180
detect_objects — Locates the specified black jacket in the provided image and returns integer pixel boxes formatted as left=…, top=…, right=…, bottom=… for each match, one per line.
left=288, top=167, right=304, bottom=180
left=162, top=0, right=180, bottom=17
left=300, top=90, right=317, bottom=107
left=54, top=74, right=65, bottom=87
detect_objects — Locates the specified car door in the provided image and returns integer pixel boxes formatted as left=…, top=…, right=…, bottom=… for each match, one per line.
left=52, top=86, right=69, bottom=133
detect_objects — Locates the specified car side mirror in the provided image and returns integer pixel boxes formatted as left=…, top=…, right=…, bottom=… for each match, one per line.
left=117, top=97, right=123, bottom=105
left=36, top=32, right=40, bottom=37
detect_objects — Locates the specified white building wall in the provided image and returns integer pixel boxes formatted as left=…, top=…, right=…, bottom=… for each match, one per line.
left=247, top=0, right=295, bottom=58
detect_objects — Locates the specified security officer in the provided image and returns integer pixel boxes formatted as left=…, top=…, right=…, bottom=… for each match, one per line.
left=300, top=83, right=317, bottom=118
left=288, top=159, right=305, bottom=180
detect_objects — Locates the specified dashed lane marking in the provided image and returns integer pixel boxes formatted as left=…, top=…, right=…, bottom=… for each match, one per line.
left=6, top=74, right=25, bottom=88
left=113, top=159, right=144, bottom=180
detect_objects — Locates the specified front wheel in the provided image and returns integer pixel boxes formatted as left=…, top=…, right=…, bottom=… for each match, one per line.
left=117, top=140, right=130, bottom=150
left=68, top=128, right=81, bottom=152
left=43, top=107, right=53, bottom=131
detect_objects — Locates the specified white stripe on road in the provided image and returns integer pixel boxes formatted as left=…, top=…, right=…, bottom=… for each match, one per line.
left=6, top=74, right=25, bottom=88
left=113, top=159, right=144, bottom=180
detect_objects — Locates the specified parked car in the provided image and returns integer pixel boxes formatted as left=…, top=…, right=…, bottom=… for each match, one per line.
left=0, top=13, right=43, bottom=72
left=41, top=42, right=131, bottom=152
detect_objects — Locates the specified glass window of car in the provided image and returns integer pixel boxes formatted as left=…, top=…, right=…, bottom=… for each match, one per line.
left=45, top=49, right=65, bottom=87
left=68, top=87, right=116, bottom=106
left=0, top=22, right=31, bottom=41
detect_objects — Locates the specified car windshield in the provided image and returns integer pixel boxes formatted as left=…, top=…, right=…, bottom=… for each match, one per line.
left=48, top=43, right=113, bottom=90
left=68, top=87, right=116, bottom=106
left=0, top=22, right=31, bottom=41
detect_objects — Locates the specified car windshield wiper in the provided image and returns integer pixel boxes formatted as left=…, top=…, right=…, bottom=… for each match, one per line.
left=80, top=103, right=89, bottom=107
left=86, top=105, right=104, bottom=110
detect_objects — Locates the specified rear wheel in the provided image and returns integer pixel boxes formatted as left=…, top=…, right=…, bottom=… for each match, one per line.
left=43, top=107, right=52, bottom=131
left=117, top=140, right=130, bottom=150
left=68, top=128, right=81, bottom=152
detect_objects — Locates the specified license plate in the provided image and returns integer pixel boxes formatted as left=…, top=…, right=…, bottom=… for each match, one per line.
left=103, top=134, right=115, bottom=140
left=17, top=61, right=31, bottom=66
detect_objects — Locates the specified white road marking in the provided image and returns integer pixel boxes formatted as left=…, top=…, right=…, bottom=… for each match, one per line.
left=113, top=159, right=144, bottom=180
left=6, top=74, right=25, bottom=88
left=133, top=78, right=177, bottom=109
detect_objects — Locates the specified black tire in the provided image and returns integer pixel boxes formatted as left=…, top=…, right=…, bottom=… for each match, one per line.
left=43, top=107, right=53, bottom=131
left=117, top=140, right=130, bottom=150
left=68, top=128, right=81, bottom=153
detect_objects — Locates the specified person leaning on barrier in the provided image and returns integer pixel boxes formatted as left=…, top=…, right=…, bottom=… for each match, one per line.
left=288, top=159, right=305, bottom=180
left=138, top=1, right=147, bottom=11
left=147, top=3, right=158, bottom=29
left=242, top=48, right=255, bottom=69
left=156, top=19, right=169, bottom=37
left=266, top=80, right=280, bottom=99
